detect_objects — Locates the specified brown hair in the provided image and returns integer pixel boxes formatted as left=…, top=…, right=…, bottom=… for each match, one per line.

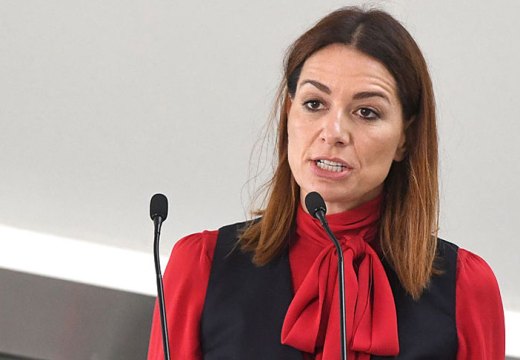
left=240, top=7, right=438, bottom=299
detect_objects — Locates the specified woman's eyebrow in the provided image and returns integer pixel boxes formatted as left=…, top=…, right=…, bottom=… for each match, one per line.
left=352, top=91, right=391, bottom=104
left=299, top=80, right=392, bottom=105
left=299, top=79, right=331, bottom=94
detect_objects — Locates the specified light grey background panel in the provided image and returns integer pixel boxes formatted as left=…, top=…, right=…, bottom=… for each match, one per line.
left=0, top=0, right=519, bottom=358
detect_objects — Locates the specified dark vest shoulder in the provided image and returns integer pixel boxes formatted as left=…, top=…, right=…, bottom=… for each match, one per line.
left=373, top=239, right=459, bottom=359
left=201, top=223, right=459, bottom=360
left=200, top=221, right=302, bottom=360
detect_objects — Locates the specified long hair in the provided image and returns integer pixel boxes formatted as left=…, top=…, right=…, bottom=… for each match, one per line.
left=240, top=7, right=438, bottom=299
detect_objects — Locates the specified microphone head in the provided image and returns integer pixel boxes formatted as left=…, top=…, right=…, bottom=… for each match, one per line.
left=150, top=193, right=168, bottom=221
left=304, top=191, right=327, bottom=219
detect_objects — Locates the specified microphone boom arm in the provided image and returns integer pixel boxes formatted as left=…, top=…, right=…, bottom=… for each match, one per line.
left=153, top=216, right=171, bottom=360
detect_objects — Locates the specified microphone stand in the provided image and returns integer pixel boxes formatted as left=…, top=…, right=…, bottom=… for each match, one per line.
left=153, top=216, right=171, bottom=360
left=314, top=211, right=348, bottom=360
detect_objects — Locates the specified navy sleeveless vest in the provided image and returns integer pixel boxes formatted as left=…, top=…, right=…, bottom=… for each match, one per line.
left=201, top=221, right=458, bottom=359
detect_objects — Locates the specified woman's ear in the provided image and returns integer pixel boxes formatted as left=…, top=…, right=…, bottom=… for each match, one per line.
left=394, top=116, right=414, bottom=162
left=393, top=133, right=407, bottom=162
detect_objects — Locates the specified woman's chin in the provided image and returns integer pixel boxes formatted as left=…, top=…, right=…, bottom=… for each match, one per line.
left=304, top=187, right=382, bottom=214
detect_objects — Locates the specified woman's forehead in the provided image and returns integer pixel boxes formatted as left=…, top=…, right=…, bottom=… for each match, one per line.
left=297, top=44, right=398, bottom=101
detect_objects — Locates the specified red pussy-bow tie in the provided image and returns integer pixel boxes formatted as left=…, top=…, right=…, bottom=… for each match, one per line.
left=281, top=206, right=399, bottom=359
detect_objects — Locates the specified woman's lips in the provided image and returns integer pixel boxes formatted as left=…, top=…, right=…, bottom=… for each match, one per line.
left=316, top=159, right=347, bottom=172
left=310, top=158, right=353, bottom=179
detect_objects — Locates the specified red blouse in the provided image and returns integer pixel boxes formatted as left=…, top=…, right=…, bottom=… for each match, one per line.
left=147, top=203, right=505, bottom=359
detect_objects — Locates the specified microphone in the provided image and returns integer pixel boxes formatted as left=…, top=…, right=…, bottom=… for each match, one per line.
left=304, top=191, right=327, bottom=223
left=305, top=192, right=348, bottom=360
left=150, top=193, right=171, bottom=360
left=150, top=193, right=168, bottom=223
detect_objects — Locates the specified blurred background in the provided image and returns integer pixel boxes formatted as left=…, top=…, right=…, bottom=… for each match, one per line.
left=1, top=0, right=518, bottom=358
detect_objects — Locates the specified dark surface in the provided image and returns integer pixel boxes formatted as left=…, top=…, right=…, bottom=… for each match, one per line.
left=0, top=268, right=155, bottom=360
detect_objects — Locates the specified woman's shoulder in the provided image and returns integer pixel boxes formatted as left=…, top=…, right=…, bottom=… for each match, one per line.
left=436, top=238, right=499, bottom=288
left=169, top=219, right=251, bottom=264
left=432, top=239, right=502, bottom=307
left=170, top=229, right=219, bottom=264
left=455, top=247, right=501, bottom=295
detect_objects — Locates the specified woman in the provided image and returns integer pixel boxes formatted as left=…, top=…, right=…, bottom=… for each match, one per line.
left=148, top=7, right=505, bottom=359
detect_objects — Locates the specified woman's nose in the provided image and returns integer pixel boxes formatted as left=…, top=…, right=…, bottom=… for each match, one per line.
left=320, top=110, right=350, bottom=146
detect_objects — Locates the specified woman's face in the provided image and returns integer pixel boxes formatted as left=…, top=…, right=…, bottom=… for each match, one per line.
left=287, top=44, right=406, bottom=214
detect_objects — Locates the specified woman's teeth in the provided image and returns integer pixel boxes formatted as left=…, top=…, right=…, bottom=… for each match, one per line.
left=316, top=160, right=345, bottom=172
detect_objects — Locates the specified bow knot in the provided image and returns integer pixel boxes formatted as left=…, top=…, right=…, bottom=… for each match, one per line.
left=341, top=233, right=367, bottom=258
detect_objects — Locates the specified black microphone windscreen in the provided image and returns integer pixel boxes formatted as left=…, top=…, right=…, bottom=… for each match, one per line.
left=150, top=193, right=168, bottom=221
left=304, top=191, right=327, bottom=219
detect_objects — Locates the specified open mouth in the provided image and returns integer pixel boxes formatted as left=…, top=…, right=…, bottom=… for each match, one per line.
left=315, top=159, right=348, bottom=173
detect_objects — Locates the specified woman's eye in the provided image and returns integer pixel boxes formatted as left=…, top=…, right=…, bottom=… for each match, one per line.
left=303, top=100, right=324, bottom=112
left=356, top=107, right=380, bottom=120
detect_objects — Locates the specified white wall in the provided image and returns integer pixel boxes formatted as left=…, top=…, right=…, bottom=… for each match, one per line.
left=1, top=0, right=519, bottom=355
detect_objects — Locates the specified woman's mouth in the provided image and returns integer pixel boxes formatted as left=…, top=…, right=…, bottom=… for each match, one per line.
left=315, top=159, right=348, bottom=173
